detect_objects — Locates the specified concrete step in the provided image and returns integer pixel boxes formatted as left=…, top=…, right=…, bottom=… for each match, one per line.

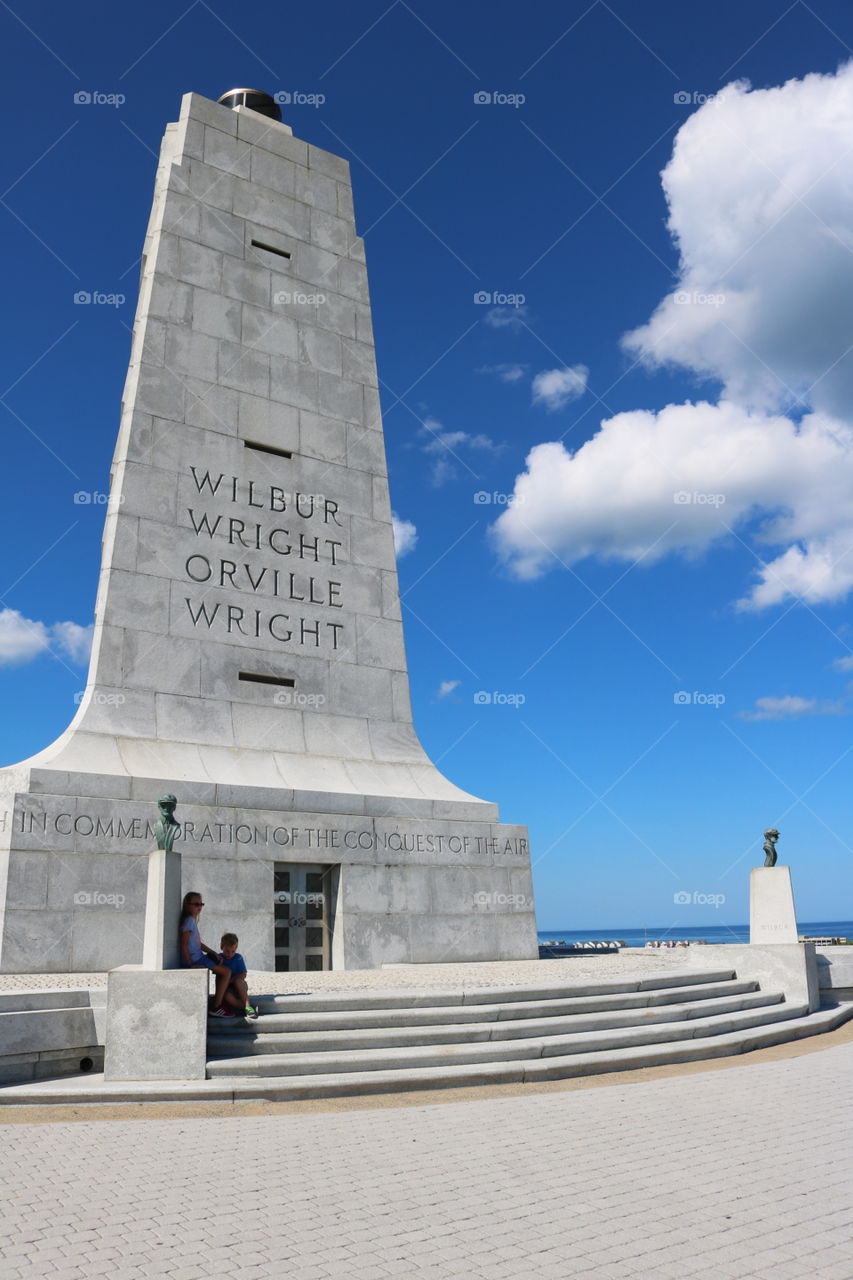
left=5, top=1002, right=850, bottom=1106
left=206, top=999, right=807, bottom=1077
left=226, top=977, right=756, bottom=1035
left=0, top=1005, right=104, bottom=1059
left=0, top=990, right=101, bottom=1014
left=207, top=989, right=783, bottom=1058
left=250, top=969, right=737, bottom=1016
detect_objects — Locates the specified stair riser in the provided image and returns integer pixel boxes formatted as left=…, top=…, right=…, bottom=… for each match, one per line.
left=205, top=1002, right=807, bottom=1077
left=207, top=993, right=783, bottom=1057
left=235, top=981, right=760, bottom=1034
left=252, top=970, right=737, bottom=1015
left=523, top=1037, right=752, bottom=1083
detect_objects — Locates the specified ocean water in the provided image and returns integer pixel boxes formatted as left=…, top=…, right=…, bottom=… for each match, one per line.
left=537, top=921, right=853, bottom=948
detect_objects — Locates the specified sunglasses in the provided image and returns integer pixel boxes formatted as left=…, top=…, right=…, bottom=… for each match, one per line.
left=190, top=901, right=205, bottom=907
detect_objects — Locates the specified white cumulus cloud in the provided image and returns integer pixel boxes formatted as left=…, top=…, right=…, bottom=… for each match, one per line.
left=0, top=609, right=50, bottom=666
left=0, top=609, right=93, bottom=667
left=531, top=365, right=589, bottom=412
left=392, top=514, right=418, bottom=558
left=624, top=69, right=853, bottom=416
left=492, top=63, right=853, bottom=608
left=491, top=401, right=853, bottom=593
left=436, top=679, right=460, bottom=699
left=52, top=621, right=94, bottom=665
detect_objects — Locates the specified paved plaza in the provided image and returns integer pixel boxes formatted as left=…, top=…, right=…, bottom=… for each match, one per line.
left=0, top=951, right=684, bottom=995
left=1, top=1037, right=851, bottom=1279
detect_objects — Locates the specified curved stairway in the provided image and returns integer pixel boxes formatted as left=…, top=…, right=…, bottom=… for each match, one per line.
left=0, top=967, right=850, bottom=1104
left=201, top=967, right=853, bottom=1101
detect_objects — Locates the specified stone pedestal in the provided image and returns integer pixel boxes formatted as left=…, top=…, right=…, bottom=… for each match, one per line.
left=750, top=866, right=798, bottom=944
left=141, top=847, right=182, bottom=970
left=103, top=966, right=208, bottom=1081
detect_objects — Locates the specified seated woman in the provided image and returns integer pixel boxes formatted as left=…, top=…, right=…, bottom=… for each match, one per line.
left=178, top=892, right=234, bottom=1017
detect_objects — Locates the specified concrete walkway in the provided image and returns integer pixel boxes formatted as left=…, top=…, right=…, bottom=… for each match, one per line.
left=1, top=1040, right=851, bottom=1279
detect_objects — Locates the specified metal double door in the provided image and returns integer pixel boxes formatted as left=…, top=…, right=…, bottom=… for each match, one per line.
left=273, top=863, right=330, bottom=971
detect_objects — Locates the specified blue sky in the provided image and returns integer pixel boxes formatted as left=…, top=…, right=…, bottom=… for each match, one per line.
left=1, top=0, right=851, bottom=930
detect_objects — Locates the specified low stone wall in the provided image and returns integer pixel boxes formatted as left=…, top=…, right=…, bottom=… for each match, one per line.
left=0, top=989, right=106, bottom=1085
left=683, top=943, right=819, bottom=1011
left=816, top=946, right=853, bottom=1000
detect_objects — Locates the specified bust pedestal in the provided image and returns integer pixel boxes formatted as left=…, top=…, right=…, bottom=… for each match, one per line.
left=750, top=866, right=798, bottom=944
left=105, top=836, right=208, bottom=1081
left=104, top=965, right=208, bottom=1081
left=142, top=846, right=182, bottom=970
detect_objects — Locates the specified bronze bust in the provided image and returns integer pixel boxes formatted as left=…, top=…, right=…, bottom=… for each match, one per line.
left=762, top=828, right=779, bottom=867
left=154, top=794, right=179, bottom=852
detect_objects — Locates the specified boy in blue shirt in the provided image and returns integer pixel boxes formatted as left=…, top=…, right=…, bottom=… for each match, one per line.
left=219, top=932, right=258, bottom=1020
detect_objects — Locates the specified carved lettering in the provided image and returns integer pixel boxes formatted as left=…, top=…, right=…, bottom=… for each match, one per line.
left=16, top=801, right=530, bottom=865
left=184, top=463, right=348, bottom=654
left=187, top=509, right=221, bottom=537
left=186, top=599, right=221, bottom=628
left=189, top=466, right=225, bottom=496
left=186, top=554, right=212, bottom=582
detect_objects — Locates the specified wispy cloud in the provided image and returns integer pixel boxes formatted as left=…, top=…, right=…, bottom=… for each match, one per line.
left=392, top=513, right=418, bottom=557
left=420, top=416, right=502, bottom=485
left=483, top=305, right=529, bottom=330
left=437, top=679, right=461, bottom=699
left=531, top=365, right=589, bottom=411
left=737, top=694, right=847, bottom=722
left=476, top=363, right=528, bottom=383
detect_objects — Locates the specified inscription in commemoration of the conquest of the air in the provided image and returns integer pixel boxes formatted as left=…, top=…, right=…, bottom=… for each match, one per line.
left=182, top=465, right=346, bottom=652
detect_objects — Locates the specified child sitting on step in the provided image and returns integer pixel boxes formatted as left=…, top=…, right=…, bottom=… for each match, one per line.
left=219, top=932, right=258, bottom=1020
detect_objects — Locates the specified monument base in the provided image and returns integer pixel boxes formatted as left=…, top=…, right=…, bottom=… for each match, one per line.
left=750, top=866, right=798, bottom=943
left=103, top=966, right=208, bottom=1081
left=0, top=772, right=537, bottom=973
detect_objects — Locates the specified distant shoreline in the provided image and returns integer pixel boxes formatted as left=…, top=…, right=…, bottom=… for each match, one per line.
left=537, top=920, right=853, bottom=947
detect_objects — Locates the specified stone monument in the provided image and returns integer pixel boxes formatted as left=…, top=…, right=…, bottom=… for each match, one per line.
left=687, top=828, right=817, bottom=1013
left=750, top=828, right=798, bottom=944
left=0, top=89, right=537, bottom=973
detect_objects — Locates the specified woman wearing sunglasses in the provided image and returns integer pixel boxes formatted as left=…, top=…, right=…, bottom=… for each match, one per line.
left=179, top=892, right=235, bottom=1018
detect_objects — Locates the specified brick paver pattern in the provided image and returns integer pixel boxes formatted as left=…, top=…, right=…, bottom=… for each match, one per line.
left=1, top=1042, right=851, bottom=1280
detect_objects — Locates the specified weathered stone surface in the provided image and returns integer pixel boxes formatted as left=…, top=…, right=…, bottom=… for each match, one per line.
left=103, top=967, right=208, bottom=1080
left=750, top=866, right=799, bottom=944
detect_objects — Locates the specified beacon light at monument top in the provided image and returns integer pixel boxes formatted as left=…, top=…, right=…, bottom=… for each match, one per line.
left=0, top=89, right=537, bottom=974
